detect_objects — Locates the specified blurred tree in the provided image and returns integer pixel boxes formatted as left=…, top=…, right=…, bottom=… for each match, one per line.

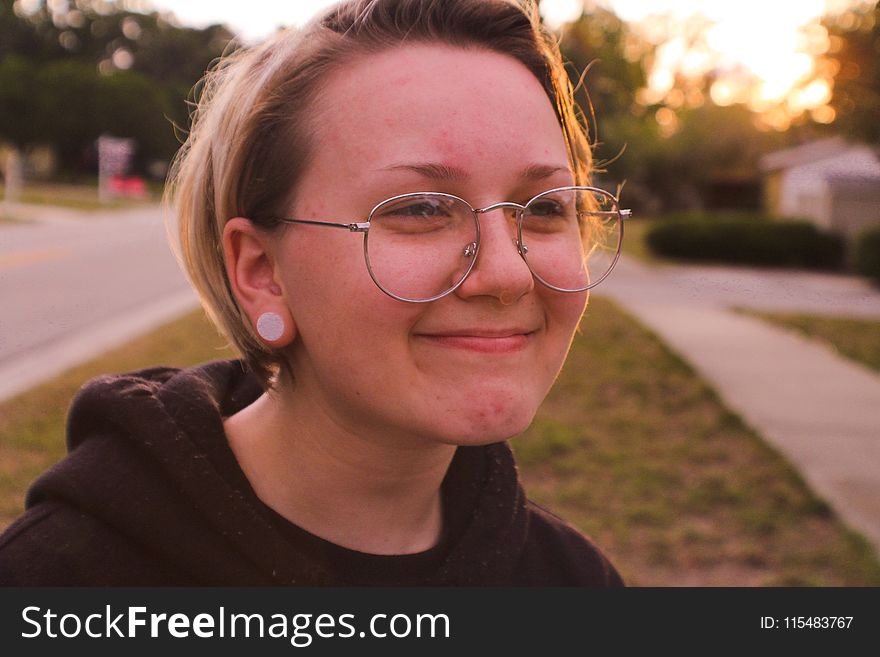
left=556, top=7, right=658, bottom=207
left=641, top=103, right=788, bottom=210
left=0, top=1, right=41, bottom=61
left=0, top=0, right=234, bottom=177
left=0, top=53, right=38, bottom=199
left=555, top=4, right=797, bottom=212
left=560, top=7, right=645, bottom=122
left=0, top=55, right=40, bottom=149
left=826, top=1, right=880, bottom=143
left=34, top=59, right=101, bottom=172
left=96, top=69, right=179, bottom=164
left=558, top=7, right=645, bottom=168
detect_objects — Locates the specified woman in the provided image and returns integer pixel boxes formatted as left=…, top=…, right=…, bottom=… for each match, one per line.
left=0, top=0, right=625, bottom=585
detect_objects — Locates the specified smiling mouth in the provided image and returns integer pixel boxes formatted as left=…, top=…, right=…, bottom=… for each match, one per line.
left=414, top=330, right=535, bottom=354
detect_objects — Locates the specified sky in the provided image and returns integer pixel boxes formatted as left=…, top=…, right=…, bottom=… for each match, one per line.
left=147, top=0, right=339, bottom=41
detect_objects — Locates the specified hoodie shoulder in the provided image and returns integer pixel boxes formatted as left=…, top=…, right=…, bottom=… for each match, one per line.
left=514, top=500, right=624, bottom=586
left=63, top=365, right=182, bottom=452
left=0, top=359, right=265, bottom=586
left=0, top=501, right=194, bottom=585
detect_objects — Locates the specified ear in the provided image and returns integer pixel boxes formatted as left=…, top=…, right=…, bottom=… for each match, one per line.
left=222, top=217, right=296, bottom=347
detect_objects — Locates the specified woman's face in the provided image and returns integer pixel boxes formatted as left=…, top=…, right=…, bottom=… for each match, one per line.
left=275, top=44, right=588, bottom=445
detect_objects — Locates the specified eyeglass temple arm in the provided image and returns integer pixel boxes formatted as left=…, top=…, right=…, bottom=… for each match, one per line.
left=276, top=208, right=630, bottom=228
left=586, top=209, right=631, bottom=218
left=277, top=218, right=370, bottom=233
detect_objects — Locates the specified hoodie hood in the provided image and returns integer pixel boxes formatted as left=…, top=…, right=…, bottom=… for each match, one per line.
left=24, top=360, right=531, bottom=585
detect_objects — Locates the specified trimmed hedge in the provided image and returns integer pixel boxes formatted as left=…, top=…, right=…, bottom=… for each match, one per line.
left=645, top=219, right=845, bottom=270
left=855, top=225, right=880, bottom=284
left=657, top=210, right=775, bottom=224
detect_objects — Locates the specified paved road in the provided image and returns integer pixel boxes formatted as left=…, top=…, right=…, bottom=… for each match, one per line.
left=601, top=256, right=880, bottom=554
left=0, top=203, right=198, bottom=401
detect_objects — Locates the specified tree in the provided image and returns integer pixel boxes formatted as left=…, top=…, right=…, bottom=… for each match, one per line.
left=558, top=7, right=646, bottom=169
left=96, top=69, right=179, bottom=165
left=0, top=0, right=235, bottom=177
left=0, top=55, right=40, bottom=149
left=0, top=54, right=39, bottom=199
left=555, top=4, right=800, bottom=212
left=826, top=1, right=880, bottom=143
left=34, top=59, right=102, bottom=172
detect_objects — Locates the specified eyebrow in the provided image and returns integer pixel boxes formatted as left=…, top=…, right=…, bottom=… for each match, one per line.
left=381, top=162, right=570, bottom=181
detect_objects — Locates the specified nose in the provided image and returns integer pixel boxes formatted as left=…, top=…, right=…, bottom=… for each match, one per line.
left=454, top=207, right=534, bottom=304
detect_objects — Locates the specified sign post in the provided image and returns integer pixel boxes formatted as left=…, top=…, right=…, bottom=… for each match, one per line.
left=97, top=135, right=134, bottom=204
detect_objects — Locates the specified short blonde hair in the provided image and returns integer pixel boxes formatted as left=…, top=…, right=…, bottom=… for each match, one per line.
left=166, top=0, right=593, bottom=388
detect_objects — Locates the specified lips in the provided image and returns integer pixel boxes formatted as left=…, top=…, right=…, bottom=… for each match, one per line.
left=413, top=328, right=535, bottom=353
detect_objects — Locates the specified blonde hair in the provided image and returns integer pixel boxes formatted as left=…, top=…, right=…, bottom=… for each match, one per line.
left=166, top=0, right=593, bottom=388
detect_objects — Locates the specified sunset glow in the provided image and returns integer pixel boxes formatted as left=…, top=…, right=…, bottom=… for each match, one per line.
left=543, top=0, right=876, bottom=132
left=39, top=0, right=871, bottom=132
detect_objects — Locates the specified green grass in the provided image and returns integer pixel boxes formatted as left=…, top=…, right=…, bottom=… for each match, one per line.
left=1, top=301, right=878, bottom=585
left=737, top=310, right=880, bottom=373
left=0, top=211, right=25, bottom=224
left=512, top=295, right=880, bottom=585
left=1, top=182, right=158, bottom=211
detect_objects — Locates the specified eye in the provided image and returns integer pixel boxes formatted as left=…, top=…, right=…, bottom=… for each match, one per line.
left=382, top=199, right=455, bottom=218
left=372, top=195, right=468, bottom=236
left=526, top=199, right=566, bottom=217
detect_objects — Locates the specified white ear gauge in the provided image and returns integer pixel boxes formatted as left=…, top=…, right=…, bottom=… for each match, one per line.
left=256, top=312, right=285, bottom=342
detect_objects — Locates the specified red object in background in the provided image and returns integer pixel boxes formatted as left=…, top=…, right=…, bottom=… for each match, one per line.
left=108, top=175, right=147, bottom=199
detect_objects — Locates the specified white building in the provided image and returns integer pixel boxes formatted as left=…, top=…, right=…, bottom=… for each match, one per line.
left=759, top=137, right=880, bottom=238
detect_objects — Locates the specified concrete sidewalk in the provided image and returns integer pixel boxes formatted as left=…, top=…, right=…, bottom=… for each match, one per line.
left=600, top=256, right=880, bottom=554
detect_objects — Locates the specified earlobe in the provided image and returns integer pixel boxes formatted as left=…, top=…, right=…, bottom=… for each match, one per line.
left=222, top=217, right=297, bottom=346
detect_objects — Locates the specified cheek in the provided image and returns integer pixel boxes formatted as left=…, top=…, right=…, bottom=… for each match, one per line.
left=282, top=236, right=421, bottom=362
left=283, top=230, right=370, bottom=308
left=546, top=290, right=589, bottom=343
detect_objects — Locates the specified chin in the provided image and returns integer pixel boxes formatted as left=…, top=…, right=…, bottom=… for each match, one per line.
left=430, top=400, right=539, bottom=447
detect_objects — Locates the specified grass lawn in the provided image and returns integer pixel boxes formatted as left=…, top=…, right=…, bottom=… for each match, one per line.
left=0, top=212, right=25, bottom=224
left=620, top=216, right=660, bottom=264
left=514, top=296, right=880, bottom=585
left=2, top=300, right=878, bottom=585
left=736, top=310, right=880, bottom=374
left=1, top=182, right=158, bottom=211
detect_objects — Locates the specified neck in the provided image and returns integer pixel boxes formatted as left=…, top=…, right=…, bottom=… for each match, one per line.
left=224, top=383, right=457, bottom=555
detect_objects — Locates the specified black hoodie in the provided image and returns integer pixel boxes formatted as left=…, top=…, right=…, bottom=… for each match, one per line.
left=0, top=360, right=622, bottom=586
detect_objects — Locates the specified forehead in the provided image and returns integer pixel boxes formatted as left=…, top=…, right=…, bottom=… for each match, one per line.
left=307, top=44, right=568, bottom=178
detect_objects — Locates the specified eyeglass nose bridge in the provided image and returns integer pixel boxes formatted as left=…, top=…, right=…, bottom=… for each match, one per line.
left=472, top=201, right=528, bottom=256
left=473, top=201, right=526, bottom=215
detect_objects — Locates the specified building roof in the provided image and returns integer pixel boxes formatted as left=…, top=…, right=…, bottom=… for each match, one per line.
left=759, top=137, right=856, bottom=172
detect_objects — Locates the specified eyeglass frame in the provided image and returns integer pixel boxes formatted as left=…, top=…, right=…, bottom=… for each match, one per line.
left=272, top=185, right=631, bottom=303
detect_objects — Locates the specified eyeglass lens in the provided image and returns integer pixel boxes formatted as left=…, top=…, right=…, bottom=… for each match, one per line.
left=363, top=189, right=621, bottom=302
left=521, top=188, right=621, bottom=293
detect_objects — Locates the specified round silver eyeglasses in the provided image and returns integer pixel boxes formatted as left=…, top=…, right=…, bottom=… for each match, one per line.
left=275, top=186, right=630, bottom=303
